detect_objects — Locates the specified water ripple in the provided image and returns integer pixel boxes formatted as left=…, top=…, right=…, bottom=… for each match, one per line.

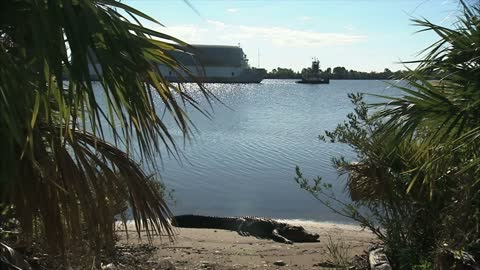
left=120, top=80, right=401, bottom=222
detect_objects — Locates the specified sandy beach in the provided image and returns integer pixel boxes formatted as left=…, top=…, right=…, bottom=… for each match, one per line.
left=115, top=220, right=377, bottom=270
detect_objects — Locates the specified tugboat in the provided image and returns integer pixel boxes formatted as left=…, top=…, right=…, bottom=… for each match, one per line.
left=296, top=58, right=330, bottom=84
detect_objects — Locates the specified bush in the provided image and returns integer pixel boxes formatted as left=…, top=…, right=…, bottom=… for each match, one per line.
left=296, top=2, right=480, bottom=268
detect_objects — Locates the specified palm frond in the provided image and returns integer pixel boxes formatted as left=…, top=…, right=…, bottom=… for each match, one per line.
left=0, top=0, right=212, bottom=256
left=371, top=1, right=480, bottom=192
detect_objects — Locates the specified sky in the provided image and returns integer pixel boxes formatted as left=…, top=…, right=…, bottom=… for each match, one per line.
left=124, top=0, right=467, bottom=72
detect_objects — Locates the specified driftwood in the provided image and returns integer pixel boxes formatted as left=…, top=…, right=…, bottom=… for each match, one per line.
left=369, top=247, right=392, bottom=270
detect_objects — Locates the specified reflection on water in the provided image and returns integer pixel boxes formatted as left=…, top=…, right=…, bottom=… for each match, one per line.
left=109, top=79, right=401, bottom=223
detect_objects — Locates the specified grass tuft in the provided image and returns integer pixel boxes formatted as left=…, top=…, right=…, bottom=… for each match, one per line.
left=325, top=234, right=352, bottom=269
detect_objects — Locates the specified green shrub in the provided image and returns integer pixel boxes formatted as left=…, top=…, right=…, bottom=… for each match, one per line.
left=296, top=3, right=480, bottom=268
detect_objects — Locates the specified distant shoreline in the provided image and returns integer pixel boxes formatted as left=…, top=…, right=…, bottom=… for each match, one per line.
left=264, top=77, right=397, bottom=80
left=266, top=67, right=406, bottom=80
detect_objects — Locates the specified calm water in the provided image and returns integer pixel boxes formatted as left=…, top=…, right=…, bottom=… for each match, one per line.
left=93, top=79, right=400, bottom=223
left=142, top=79, right=401, bottom=223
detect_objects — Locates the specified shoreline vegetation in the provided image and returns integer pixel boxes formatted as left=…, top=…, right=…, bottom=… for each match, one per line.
left=266, top=67, right=407, bottom=80
left=294, top=1, right=480, bottom=269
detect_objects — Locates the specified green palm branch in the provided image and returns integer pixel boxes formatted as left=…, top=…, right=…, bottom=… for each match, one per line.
left=0, top=0, right=211, bottom=254
left=372, top=1, right=480, bottom=194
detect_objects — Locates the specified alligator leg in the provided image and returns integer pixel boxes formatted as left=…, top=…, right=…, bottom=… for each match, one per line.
left=272, top=229, right=293, bottom=244
left=236, top=222, right=250, bottom=237
left=237, top=230, right=250, bottom=237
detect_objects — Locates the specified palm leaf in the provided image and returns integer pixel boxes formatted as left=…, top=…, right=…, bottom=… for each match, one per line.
left=371, top=1, right=480, bottom=194
left=0, top=0, right=212, bottom=256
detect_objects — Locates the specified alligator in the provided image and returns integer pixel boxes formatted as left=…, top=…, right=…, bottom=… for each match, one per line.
left=172, top=215, right=320, bottom=244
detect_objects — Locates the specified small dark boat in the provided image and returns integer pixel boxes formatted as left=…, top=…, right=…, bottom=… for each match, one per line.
left=296, top=58, right=330, bottom=84
left=296, top=78, right=330, bottom=84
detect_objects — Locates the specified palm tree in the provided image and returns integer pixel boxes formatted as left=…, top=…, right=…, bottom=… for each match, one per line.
left=295, top=2, right=479, bottom=268
left=0, top=0, right=211, bottom=257
left=374, top=1, right=480, bottom=193
left=371, top=0, right=480, bottom=261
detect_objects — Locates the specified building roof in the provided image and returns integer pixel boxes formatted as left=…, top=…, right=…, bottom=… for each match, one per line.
left=171, top=45, right=246, bottom=67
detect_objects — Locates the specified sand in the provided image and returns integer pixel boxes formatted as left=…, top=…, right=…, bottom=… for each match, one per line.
left=115, top=220, right=377, bottom=270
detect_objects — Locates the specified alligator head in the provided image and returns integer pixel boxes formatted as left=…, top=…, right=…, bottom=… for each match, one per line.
left=278, top=225, right=320, bottom=242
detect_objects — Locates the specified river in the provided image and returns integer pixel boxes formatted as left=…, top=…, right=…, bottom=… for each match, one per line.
left=137, top=79, right=402, bottom=223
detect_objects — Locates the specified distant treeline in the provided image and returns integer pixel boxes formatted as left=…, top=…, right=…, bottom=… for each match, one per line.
left=266, top=67, right=407, bottom=80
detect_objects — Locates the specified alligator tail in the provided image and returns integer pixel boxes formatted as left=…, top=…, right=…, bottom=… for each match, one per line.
left=172, top=215, right=242, bottom=231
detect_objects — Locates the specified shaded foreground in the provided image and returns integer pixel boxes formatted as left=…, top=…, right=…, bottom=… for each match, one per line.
left=114, top=220, right=375, bottom=269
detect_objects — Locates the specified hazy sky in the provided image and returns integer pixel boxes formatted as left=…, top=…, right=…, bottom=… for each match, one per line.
left=125, top=0, right=464, bottom=72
